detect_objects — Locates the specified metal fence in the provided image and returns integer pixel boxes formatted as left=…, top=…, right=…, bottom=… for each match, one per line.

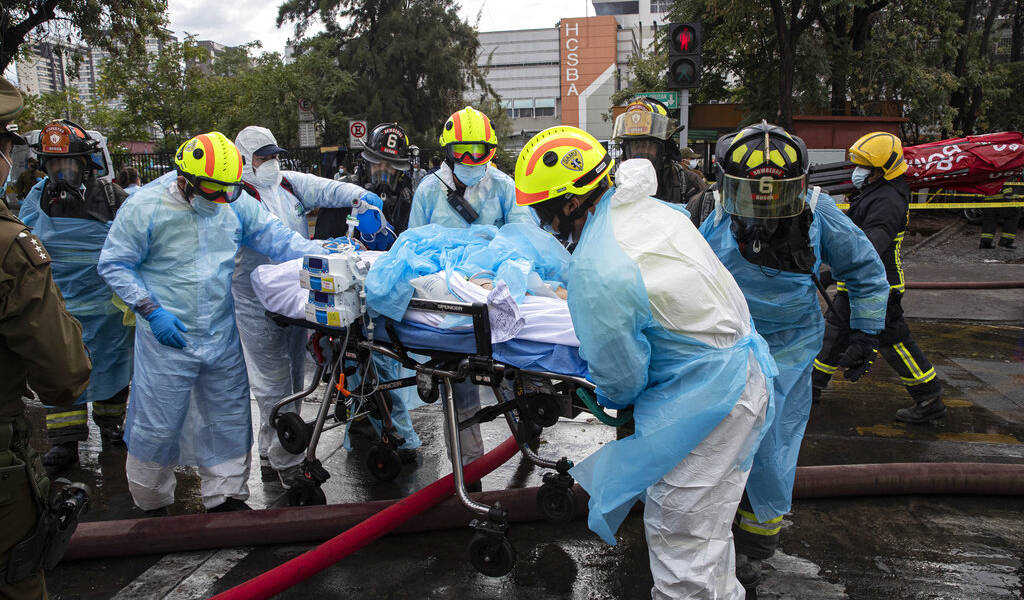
left=111, top=147, right=326, bottom=184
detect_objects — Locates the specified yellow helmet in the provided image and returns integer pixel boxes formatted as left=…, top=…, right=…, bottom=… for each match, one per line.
left=174, top=132, right=245, bottom=203
left=848, top=132, right=907, bottom=180
left=612, top=97, right=675, bottom=142
left=438, top=106, right=498, bottom=166
left=514, top=126, right=614, bottom=207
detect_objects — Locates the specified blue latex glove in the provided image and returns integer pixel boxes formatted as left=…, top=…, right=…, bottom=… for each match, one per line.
left=145, top=307, right=188, bottom=349
left=323, top=237, right=364, bottom=252
left=359, top=191, right=383, bottom=209
left=356, top=208, right=383, bottom=235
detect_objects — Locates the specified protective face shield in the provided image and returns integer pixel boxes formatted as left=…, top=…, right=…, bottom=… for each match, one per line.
left=369, top=161, right=401, bottom=192
left=253, top=157, right=282, bottom=188
left=851, top=166, right=872, bottom=189
left=720, top=174, right=807, bottom=219
left=453, top=162, right=487, bottom=187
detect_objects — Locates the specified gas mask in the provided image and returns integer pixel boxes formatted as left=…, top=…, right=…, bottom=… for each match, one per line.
left=730, top=208, right=816, bottom=274
left=44, top=157, right=88, bottom=204
left=621, top=138, right=665, bottom=173
left=369, top=162, right=401, bottom=193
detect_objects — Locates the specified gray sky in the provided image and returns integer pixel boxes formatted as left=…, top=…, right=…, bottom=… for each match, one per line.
left=168, top=1, right=592, bottom=55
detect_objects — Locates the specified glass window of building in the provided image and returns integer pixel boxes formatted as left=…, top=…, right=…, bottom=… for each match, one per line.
left=651, top=0, right=672, bottom=13
left=593, top=1, right=640, bottom=15
left=513, top=98, right=534, bottom=119
left=534, top=98, right=556, bottom=117
left=502, top=99, right=514, bottom=119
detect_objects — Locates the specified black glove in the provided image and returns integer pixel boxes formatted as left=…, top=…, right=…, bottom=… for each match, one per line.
left=838, top=330, right=879, bottom=381
left=817, top=269, right=835, bottom=289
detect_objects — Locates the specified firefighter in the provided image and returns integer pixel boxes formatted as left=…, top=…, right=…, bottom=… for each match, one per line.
left=813, top=132, right=946, bottom=423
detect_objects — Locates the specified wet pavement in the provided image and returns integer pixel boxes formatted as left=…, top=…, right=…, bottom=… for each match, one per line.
left=34, top=214, right=1024, bottom=599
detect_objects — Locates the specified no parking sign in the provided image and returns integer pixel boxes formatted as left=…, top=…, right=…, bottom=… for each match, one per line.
left=349, top=121, right=367, bottom=148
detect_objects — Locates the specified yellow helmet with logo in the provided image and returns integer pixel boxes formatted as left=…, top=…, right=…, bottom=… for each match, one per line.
left=514, top=126, right=614, bottom=207
left=848, top=132, right=907, bottom=180
left=438, top=106, right=498, bottom=166
left=612, top=97, right=674, bottom=142
left=174, top=132, right=245, bottom=203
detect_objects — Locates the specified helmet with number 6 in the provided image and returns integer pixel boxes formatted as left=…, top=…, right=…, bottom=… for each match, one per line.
left=361, top=123, right=411, bottom=171
left=716, top=120, right=809, bottom=219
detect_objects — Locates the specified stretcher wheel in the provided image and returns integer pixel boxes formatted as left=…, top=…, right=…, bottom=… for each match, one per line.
left=276, top=413, right=311, bottom=455
left=536, top=482, right=576, bottom=523
left=468, top=532, right=515, bottom=577
left=287, top=484, right=326, bottom=506
left=525, top=395, right=560, bottom=428
left=366, top=443, right=402, bottom=482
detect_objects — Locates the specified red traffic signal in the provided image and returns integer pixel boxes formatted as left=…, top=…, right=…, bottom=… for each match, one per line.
left=666, top=22, right=702, bottom=90
left=672, top=24, right=697, bottom=53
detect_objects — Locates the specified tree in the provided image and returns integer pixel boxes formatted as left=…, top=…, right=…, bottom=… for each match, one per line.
left=92, top=37, right=210, bottom=150
left=278, top=0, right=492, bottom=149
left=1, top=0, right=167, bottom=74
left=13, top=88, right=91, bottom=132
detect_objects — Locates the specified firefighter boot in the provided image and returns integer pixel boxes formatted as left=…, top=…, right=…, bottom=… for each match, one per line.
left=735, top=553, right=763, bottom=595
left=42, top=441, right=79, bottom=469
left=979, top=238, right=995, bottom=249
left=895, top=394, right=946, bottom=424
left=998, top=237, right=1017, bottom=249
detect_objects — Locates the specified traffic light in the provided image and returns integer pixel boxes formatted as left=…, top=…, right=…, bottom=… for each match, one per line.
left=667, top=22, right=702, bottom=89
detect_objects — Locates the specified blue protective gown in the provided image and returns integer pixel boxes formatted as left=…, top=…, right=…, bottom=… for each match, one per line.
left=699, top=188, right=888, bottom=521
left=566, top=160, right=777, bottom=548
left=97, top=176, right=331, bottom=468
left=408, top=162, right=538, bottom=229
left=20, top=180, right=133, bottom=405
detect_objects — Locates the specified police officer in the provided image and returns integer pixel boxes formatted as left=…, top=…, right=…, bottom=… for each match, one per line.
left=19, top=120, right=132, bottom=469
left=0, top=79, right=92, bottom=600
left=611, top=97, right=688, bottom=204
left=314, top=122, right=416, bottom=238
left=813, top=132, right=946, bottom=423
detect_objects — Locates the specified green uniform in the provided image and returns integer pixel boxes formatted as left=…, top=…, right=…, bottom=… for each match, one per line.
left=0, top=202, right=91, bottom=599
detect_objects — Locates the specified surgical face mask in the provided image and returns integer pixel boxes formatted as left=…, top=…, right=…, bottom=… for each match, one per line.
left=688, top=159, right=699, bottom=169
left=851, top=166, right=872, bottom=189
left=253, top=158, right=282, bottom=188
left=453, top=162, right=487, bottom=187
left=191, top=196, right=220, bottom=217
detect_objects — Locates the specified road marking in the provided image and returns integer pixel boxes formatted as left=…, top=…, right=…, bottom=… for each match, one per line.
left=112, top=547, right=252, bottom=600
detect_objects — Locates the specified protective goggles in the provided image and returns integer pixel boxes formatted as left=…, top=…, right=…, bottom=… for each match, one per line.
left=190, top=174, right=243, bottom=204
left=720, top=174, right=807, bottom=218
left=445, top=142, right=496, bottom=166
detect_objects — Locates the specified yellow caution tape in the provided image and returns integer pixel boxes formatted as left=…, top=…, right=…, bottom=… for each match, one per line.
left=834, top=202, right=1024, bottom=210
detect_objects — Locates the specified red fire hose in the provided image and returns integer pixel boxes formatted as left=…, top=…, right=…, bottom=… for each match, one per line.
left=209, top=435, right=520, bottom=600
left=905, top=280, right=1024, bottom=289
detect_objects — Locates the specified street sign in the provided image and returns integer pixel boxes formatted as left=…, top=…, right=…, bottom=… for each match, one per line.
left=636, top=91, right=679, bottom=109
left=298, top=121, right=316, bottom=148
left=349, top=120, right=367, bottom=148
left=298, top=98, right=313, bottom=113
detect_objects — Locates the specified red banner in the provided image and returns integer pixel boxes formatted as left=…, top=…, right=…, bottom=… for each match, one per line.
left=904, top=132, right=1024, bottom=195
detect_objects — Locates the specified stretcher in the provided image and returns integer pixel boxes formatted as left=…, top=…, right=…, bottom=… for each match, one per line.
left=264, top=297, right=610, bottom=576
